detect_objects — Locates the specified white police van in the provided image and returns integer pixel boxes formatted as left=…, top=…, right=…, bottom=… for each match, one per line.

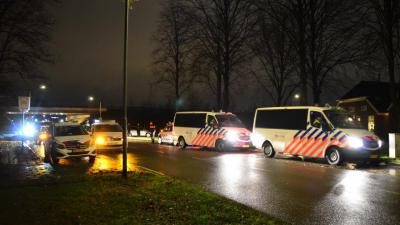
left=251, top=107, right=382, bottom=165
left=173, top=111, right=252, bottom=151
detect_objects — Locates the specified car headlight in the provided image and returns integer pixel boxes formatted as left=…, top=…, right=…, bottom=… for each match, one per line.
left=226, top=131, right=239, bottom=142
left=347, top=136, right=363, bottom=149
left=95, top=136, right=105, bottom=145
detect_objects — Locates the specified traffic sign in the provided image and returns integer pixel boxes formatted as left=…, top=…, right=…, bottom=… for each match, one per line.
left=18, top=96, right=30, bottom=112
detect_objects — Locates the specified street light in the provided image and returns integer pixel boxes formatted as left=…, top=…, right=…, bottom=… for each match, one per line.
left=39, top=84, right=47, bottom=90
left=88, top=96, right=102, bottom=120
left=294, top=94, right=300, bottom=99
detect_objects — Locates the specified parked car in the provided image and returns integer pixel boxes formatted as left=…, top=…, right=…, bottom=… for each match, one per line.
left=251, top=106, right=383, bottom=165
left=46, top=122, right=96, bottom=164
left=158, top=122, right=174, bottom=145
left=129, top=126, right=152, bottom=137
left=91, top=120, right=123, bottom=150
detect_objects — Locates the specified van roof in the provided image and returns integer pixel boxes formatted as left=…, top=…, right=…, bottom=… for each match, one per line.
left=256, top=106, right=333, bottom=111
left=175, top=111, right=234, bottom=115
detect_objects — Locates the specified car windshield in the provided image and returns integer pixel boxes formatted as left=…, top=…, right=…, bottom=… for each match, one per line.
left=216, top=115, right=246, bottom=128
left=94, top=124, right=122, bottom=132
left=55, top=126, right=87, bottom=136
left=323, top=110, right=364, bottom=129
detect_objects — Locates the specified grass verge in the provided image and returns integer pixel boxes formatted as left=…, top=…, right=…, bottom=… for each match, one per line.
left=0, top=172, right=283, bottom=225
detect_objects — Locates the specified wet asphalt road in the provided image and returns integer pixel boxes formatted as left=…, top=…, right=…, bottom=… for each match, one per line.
left=24, top=141, right=400, bottom=225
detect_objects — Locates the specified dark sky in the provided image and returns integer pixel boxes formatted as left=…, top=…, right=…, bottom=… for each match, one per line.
left=40, top=0, right=360, bottom=110
left=43, top=0, right=161, bottom=107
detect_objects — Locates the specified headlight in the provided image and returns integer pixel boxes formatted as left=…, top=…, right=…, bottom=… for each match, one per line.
left=95, top=136, right=105, bottom=145
left=347, top=136, right=363, bottom=149
left=226, top=131, right=239, bottom=142
left=22, top=123, right=36, bottom=137
left=39, top=133, right=48, bottom=141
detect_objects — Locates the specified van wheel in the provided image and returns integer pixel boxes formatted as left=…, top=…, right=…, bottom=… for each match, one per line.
left=326, top=147, right=342, bottom=165
left=178, top=137, right=186, bottom=149
left=51, top=148, right=59, bottom=164
left=263, top=142, right=275, bottom=158
left=215, top=140, right=226, bottom=152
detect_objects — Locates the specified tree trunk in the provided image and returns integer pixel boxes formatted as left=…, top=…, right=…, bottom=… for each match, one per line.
left=216, top=44, right=222, bottom=110
left=385, top=0, right=400, bottom=132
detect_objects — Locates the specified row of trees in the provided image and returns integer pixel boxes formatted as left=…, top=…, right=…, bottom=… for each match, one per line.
left=153, top=0, right=400, bottom=131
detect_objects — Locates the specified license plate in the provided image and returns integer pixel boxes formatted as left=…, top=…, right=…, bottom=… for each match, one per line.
left=73, top=150, right=86, bottom=153
left=369, top=155, right=379, bottom=159
left=242, top=145, right=250, bottom=148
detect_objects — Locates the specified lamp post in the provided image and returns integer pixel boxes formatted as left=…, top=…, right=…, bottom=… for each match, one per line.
left=122, top=0, right=129, bottom=178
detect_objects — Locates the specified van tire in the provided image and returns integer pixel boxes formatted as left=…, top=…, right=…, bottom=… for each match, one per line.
left=263, top=142, right=275, bottom=158
left=51, top=147, right=59, bottom=164
left=325, top=147, right=342, bottom=165
left=215, top=140, right=226, bottom=152
left=178, top=137, right=186, bottom=149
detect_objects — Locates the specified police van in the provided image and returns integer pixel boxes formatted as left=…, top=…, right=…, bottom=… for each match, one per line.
left=251, top=107, right=382, bottom=165
left=173, top=111, right=252, bottom=151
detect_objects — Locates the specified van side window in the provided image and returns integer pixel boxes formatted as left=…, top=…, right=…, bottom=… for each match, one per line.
left=207, top=115, right=218, bottom=128
left=256, top=109, right=307, bottom=130
left=310, top=111, right=329, bottom=130
left=174, top=113, right=206, bottom=128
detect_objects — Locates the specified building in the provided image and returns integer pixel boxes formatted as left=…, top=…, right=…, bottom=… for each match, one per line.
left=337, top=81, right=399, bottom=140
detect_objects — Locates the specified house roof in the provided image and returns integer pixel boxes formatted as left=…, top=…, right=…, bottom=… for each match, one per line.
left=339, top=81, right=399, bottom=113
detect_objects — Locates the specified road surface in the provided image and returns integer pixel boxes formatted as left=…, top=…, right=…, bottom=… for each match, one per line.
left=88, top=142, right=400, bottom=225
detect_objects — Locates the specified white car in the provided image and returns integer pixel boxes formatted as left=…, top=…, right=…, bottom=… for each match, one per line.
left=91, top=121, right=123, bottom=150
left=47, top=122, right=96, bottom=164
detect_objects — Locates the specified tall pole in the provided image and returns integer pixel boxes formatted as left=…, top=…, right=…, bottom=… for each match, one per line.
left=122, top=0, right=129, bottom=178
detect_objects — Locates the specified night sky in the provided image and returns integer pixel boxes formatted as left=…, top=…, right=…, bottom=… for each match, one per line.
left=43, top=0, right=161, bottom=108
left=40, top=0, right=359, bottom=110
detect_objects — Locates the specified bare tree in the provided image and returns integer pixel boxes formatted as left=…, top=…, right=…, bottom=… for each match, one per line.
left=252, top=3, right=298, bottom=106
left=0, top=0, right=55, bottom=94
left=152, top=0, right=195, bottom=110
left=264, top=0, right=366, bottom=105
left=366, top=0, right=400, bottom=131
left=189, top=0, right=256, bottom=111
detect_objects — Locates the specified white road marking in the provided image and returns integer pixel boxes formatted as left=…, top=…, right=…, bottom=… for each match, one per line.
left=137, top=165, right=165, bottom=176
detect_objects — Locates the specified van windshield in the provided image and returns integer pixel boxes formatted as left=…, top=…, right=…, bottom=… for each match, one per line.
left=216, top=115, right=246, bottom=128
left=323, top=110, right=364, bottom=129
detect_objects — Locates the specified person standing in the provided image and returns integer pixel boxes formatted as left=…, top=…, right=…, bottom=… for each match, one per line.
left=149, top=121, right=156, bottom=143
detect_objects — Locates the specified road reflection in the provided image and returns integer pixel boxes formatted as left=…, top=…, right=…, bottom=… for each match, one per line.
left=50, top=151, right=139, bottom=174
left=216, top=154, right=260, bottom=196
